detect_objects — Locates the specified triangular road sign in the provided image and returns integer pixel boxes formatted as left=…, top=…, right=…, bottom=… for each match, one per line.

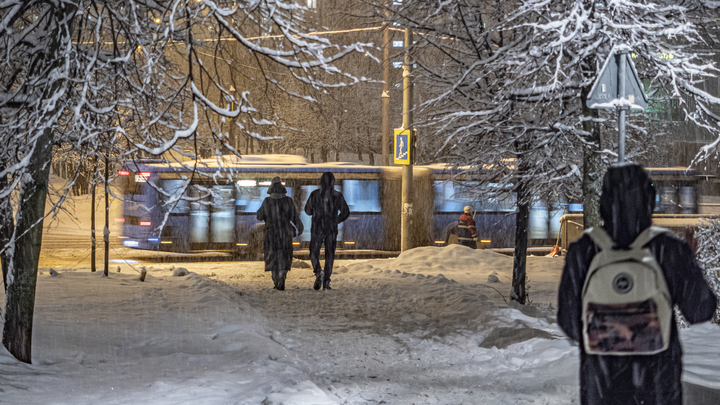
left=587, top=49, right=648, bottom=110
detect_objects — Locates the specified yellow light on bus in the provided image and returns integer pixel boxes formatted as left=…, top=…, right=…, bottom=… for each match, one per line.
left=344, top=241, right=355, bottom=245
left=292, top=242, right=300, bottom=245
left=236, top=243, right=248, bottom=246
left=434, top=241, right=445, bottom=244
left=480, top=239, right=491, bottom=243
left=160, top=241, right=172, bottom=244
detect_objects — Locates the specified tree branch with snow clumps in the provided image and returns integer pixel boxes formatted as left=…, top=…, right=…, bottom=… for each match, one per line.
left=0, top=0, right=365, bottom=363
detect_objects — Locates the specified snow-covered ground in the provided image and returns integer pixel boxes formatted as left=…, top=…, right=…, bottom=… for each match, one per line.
left=0, top=180, right=718, bottom=404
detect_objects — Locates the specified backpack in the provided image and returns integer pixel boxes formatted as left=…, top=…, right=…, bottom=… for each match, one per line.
left=581, top=226, right=672, bottom=356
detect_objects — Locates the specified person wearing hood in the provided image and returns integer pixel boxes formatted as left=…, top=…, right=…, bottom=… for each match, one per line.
left=256, top=177, right=303, bottom=291
left=558, top=164, right=717, bottom=405
left=304, top=172, right=350, bottom=290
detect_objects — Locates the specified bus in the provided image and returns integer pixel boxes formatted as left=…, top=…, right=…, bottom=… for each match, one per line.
left=117, top=156, right=701, bottom=257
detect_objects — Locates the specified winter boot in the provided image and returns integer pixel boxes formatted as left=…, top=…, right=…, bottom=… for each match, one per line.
left=323, top=279, right=331, bottom=290
left=271, top=270, right=278, bottom=289
left=313, top=271, right=324, bottom=290
left=277, top=270, right=287, bottom=291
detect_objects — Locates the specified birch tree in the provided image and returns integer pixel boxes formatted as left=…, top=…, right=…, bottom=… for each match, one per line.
left=0, top=0, right=366, bottom=363
left=389, top=0, right=720, bottom=304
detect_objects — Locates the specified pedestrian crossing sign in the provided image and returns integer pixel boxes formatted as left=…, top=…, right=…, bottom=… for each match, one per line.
left=394, top=128, right=412, bottom=165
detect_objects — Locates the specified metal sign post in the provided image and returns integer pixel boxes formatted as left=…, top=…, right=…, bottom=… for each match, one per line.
left=587, top=48, right=648, bottom=163
left=618, top=51, right=628, bottom=162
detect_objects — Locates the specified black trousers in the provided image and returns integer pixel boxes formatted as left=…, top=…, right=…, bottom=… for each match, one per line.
left=459, top=239, right=477, bottom=249
left=309, top=232, right=337, bottom=282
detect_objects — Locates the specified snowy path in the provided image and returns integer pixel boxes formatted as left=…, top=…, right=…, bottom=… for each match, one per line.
left=218, top=247, right=579, bottom=404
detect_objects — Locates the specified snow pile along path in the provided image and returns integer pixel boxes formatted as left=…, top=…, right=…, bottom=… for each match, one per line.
left=0, top=268, right=331, bottom=405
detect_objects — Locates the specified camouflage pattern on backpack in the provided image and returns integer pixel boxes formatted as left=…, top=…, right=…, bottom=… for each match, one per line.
left=582, top=226, right=672, bottom=355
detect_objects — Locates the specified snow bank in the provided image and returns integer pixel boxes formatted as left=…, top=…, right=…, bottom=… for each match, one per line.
left=0, top=268, right=320, bottom=404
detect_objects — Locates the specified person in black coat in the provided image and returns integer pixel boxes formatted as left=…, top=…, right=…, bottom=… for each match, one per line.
left=304, top=172, right=350, bottom=290
left=256, top=177, right=303, bottom=291
left=558, top=164, right=717, bottom=405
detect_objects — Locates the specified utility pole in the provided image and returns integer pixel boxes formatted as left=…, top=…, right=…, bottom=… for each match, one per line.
left=381, top=24, right=390, bottom=166
left=401, top=27, right=413, bottom=252
left=103, top=154, right=109, bottom=277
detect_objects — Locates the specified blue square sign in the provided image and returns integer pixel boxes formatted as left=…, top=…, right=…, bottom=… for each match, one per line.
left=394, top=128, right=411, bottom=165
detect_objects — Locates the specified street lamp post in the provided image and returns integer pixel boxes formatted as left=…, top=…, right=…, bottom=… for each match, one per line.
left=382, top=25, right=390, bottom=166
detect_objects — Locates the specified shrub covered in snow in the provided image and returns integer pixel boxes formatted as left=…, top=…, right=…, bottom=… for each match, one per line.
left=695, top=219, right=720, bottom=324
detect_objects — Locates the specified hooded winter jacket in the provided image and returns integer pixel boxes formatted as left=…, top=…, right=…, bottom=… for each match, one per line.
left=558, top=164, right=717, bottom=405
left=257, top=178, right=303, bottom=272
left=304, top=172, right=350, bottom=236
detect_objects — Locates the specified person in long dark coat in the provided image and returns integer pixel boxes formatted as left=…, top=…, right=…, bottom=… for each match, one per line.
left=558, top=164, right=717, bottom=405
left=256, top=177, right=303, bottom=291
left=304, top=172, right=350, bottom=290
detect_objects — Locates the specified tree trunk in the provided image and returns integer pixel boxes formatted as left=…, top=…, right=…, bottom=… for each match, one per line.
left=3, top=127, right=54, bottom=363
left=511, top=196, right=529, bottom=305
left=581, top=85, right=603, bottom=229
left=0, top=171, right=13, bottom=290
left=511, top=139, right=530, bottom=304
left=321, top=147, right=328, bottom=162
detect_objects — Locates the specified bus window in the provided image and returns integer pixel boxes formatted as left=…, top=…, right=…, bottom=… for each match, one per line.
left=658, top=186, right=678, bottom=214
left=162, top=180, right=189, bottom=214
left=549, top=206, right=564, bottom=237
left=235, top=182, right=293, bottom=213
left=433, top=181, right=486, bottom=212
left=211, top=185, right=235, bottom=243
left=235, top=184, right=264, bottom=213
left=343, top=180, right=380, bottom=212
left=529, top=201, right=549, bottom=239
left=189, top=186, right=210, bottom=244
left=679, top=186, right=695, bottom=214
left=434, top=181, right=464, bottom=212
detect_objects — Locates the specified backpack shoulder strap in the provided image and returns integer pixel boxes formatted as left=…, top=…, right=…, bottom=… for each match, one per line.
left=629, top=226, right=668, bottom=250
left=585, top=227, right=614, bottom=251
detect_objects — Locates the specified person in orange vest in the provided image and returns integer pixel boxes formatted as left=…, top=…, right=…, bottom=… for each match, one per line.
left=458, top=206, right=477, bottom=249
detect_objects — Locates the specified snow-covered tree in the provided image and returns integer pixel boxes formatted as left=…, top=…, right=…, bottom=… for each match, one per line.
left=0, top=0, right=367, bottom=363
left=696, top=219, right=720, bottom=323
left=386, top=0, right=720, bottom=304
